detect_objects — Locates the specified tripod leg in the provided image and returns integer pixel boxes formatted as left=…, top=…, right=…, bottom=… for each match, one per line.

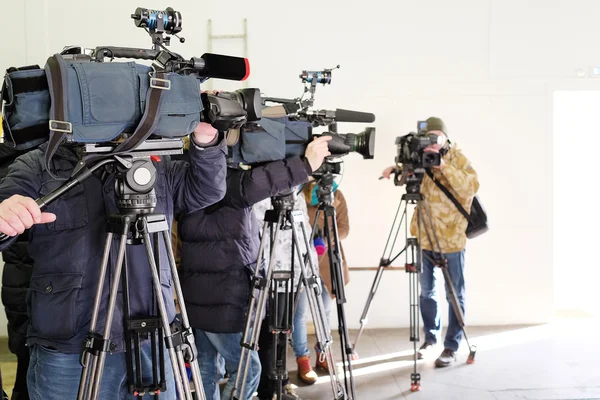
left=89, top=217, right=132, bottom=400
left=406, top=239, right=421, bottom=392
left=354, top=195, right=411, bottom=354
left=290, top=210, right=347, bottom=400
left=233, top=213, right=284, bottom=400
left=438, top=266, right=476, bottom=363
left=353, top=263, right=384, bottom=355
left=160, top=230, right=206, bottom=399
left=77, top=233, right=114, bottom=400
left=270, top=288, right=291, bottom=400
left=139, top=226, right=191, bottom=400
left=321, top=206, right=356, bottom=400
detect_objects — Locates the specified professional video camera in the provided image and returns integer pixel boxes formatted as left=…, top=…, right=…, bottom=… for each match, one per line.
left=393, top=120, right=446, bottom=192
left=395, top=121, right=445, bottom=169
left=1, top=7, right=261, bottom=163
left=227, top=65, right=376, bottom=167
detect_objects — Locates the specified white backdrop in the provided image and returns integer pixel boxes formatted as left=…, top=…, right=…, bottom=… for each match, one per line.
left=2, top=0, right=598, bottom=335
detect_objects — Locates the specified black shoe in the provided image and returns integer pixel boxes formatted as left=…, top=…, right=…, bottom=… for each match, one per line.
left=417, top=342, right=435, bottom=360
left=435, top=348, right=456, bottom=368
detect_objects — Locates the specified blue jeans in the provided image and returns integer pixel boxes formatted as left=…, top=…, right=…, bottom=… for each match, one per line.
left=419, top=250, right=466, bottom=352
left=292, top=281, right=333, bottom=358
left=194, top=329, right=260, bottom=400
left=27, top=342, right=175, bottom=400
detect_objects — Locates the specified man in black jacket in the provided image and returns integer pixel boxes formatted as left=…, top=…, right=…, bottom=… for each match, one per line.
left=0, top=121, right=226, bottom=400
left=0, top=144, right=31, bottom=400
left=177, top=134, right=331, bottom=400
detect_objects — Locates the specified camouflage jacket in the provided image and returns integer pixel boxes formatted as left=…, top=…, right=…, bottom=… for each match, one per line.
left=410, top=144, right=479, bottom=253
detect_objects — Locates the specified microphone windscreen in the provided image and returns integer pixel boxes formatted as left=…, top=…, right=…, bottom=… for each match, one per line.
left=200, top=53, right=250, bottom=81
left=334, top=109, right=376, bottom=123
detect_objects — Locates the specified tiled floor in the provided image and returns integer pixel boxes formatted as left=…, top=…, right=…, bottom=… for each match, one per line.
left=1, top=318, right=599, bottom=399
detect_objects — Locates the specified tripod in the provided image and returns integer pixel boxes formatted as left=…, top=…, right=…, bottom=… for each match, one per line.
left=309, top=174, right=357, bottom=399
left=76, top=154, right=206, bottom=400
left=233, top=191, right=347, bottom=400
left=352, top=171, right=476, bottom=392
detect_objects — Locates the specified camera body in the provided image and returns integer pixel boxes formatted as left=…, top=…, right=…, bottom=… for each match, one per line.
left=201, top=89, right=261, bottom=132
left=395, top=121, right=444, bottom=170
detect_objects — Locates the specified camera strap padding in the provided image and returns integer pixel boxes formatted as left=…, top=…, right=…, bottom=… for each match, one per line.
left=45, top=55, right=71, bottom=178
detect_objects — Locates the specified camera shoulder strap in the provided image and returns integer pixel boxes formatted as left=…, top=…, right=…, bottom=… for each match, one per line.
left=110, top=71, right=169, bottom=154
left=426, top=169, right=471, bottom=222
left=45, top=54, right=71, bottom=178
left=82, top=71, right=170, bottom=165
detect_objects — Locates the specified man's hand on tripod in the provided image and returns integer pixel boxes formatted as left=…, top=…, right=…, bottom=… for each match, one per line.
left=305, top=136, right=333, bottom=172
left=0, top=195, right=56, bottom=237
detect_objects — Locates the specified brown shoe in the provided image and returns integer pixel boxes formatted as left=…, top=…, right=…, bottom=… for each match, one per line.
left=315, top=351, right=329, bottom=372
left=296, top=355, right=318, bottom=385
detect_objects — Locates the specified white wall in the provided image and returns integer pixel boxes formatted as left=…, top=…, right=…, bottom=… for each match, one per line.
left=3, top=0, right=598, bottom=331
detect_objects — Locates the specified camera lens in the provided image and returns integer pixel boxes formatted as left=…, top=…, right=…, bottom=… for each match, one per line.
left=422, top=152, right=441, bottom=168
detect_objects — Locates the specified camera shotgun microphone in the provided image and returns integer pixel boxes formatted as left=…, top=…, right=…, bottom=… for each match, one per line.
left=333, top=109, right=376, bottom=123
left=297, top=109, right=376, bottom=123
left=191, top=53, right=250, bottom=81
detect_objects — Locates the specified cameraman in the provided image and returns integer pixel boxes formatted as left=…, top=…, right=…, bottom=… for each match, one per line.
left=175, top=128, right=331, bottom=400
left=0, top=121, right=226, bottom=400
left=382, top=117, right=479, bottom=368
left=0, top=143, right=32, bottom=400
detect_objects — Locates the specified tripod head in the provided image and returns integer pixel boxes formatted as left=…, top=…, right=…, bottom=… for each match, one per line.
left=270, top=189, right=297, bottom=212
left=112, top=158, right=158, bottom=214
left=315, top=173, right=336, bottom=206
left=394, top=166, right=425, bottom=202
left=81, top=138, right=184, bottom=215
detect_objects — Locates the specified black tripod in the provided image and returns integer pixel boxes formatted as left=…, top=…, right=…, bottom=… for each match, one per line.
left=310, top=174, right=356, bottom=400
left=352, top=170, right=476, bottom=392
left=75, top=151, right=206, bottom=400
left=233, top=191, right=347, bottom=400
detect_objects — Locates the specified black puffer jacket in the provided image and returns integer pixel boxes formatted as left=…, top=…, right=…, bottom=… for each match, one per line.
left=0, top=144, right=32, bottom=355
left=179, top=156, right=310, bottom=333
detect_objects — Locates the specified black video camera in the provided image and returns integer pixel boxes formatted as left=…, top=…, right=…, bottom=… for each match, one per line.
left=395, top=121, right=445, bottom=170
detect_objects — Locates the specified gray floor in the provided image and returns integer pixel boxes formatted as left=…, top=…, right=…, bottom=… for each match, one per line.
left=277, top=317, right=600, bottom=400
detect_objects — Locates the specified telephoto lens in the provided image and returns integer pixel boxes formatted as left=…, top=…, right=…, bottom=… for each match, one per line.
left=323, top=127, right=376, bottom=159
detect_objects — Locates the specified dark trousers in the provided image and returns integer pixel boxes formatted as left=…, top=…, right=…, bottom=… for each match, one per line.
left=257, top=292, right=293, bottom=399
left=11, top=343, right=29, bottom=400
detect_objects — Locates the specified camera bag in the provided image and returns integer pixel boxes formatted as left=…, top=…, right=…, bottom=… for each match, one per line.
left=426, top=169, right=488, bottom=239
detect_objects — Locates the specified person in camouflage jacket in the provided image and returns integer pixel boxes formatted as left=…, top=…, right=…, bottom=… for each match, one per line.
left=383, top=117, right=479, bottom=368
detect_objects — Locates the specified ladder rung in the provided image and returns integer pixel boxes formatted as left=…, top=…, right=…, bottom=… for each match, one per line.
left=210, top=34, right=246, bottom=39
